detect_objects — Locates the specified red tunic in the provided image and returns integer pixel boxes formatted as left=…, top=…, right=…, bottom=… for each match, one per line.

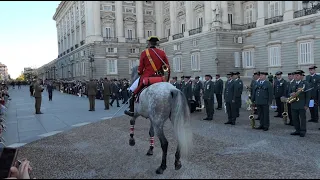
left=138, top=47, right=170, bottom=80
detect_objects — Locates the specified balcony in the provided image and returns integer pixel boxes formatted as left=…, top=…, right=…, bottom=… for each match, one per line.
left=231, top=22, right=256, bottom=31
left=71, top=47, right=74, bottom=51
left=63, top=52, right=66, bottom=55
left=103, top=37, right=118, bottom=43
left=159, top=37, right=168, bottom=43
left=80, top=40, right=85, bottom=46
left=294, top=7, right=320, bottom=18
left=172, top=33, right=184, bottom=40
left=189, top=27, right=202, bottom=36
left=125, top=38, right=139, bottom=43
left=67, top=49, right=70, bottom=53
left=75, top=44, right=79, bottom=49
left=265, top=15, right=283, bottom=25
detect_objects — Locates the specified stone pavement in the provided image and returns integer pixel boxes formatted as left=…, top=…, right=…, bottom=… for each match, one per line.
left=3, top=86, right=126, bottom=147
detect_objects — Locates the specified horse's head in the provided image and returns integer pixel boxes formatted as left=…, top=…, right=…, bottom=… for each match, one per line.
left=131, top=65, right=140, bottom=83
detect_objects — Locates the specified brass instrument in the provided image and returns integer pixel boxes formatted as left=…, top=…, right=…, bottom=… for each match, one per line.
left=162, top=64, right=169, bottom=72
left=246, top=90, right=255, bottom=129
left=287, top=84, right=305, bottom=104
left=280, top=97, right=289, bottom=125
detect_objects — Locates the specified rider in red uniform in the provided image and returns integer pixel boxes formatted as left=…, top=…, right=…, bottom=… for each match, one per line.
left=124, top=36, right=171, bottom=117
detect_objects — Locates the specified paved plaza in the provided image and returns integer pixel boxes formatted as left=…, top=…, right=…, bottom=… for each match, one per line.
left=4, top=86, right=320, bottom=178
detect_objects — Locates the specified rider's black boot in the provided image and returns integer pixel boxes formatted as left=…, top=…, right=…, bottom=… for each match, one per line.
left=124, top=95, right=135, bottom=117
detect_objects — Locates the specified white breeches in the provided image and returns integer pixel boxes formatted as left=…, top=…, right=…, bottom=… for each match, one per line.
left=129, top=77, right=140, bottom=92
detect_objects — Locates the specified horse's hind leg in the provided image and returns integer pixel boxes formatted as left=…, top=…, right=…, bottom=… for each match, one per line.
left=155, top=127, right=168, bottom=174
left=129, top=117, right=137, bottom=146
left=174, top=145, right=182, bottom=170
left=146, top=123, right=154, bottom=156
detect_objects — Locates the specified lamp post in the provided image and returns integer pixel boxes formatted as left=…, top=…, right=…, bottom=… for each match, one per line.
left=89, top=54, right=94, bottom=79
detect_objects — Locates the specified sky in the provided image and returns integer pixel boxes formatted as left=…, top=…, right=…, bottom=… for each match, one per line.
left=0, top=1, right=60, bottom=79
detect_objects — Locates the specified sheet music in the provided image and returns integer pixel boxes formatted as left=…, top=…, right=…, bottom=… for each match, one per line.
left=309, top=100, right=314, bottom=108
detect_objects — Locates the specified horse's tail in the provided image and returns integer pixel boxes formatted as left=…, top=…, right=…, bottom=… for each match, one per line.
left=170, top=89, right=193, bottom=157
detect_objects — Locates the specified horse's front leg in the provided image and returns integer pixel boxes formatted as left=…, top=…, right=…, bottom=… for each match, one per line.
left=146, top=123, right=154, bottom=156
left=129, top=117, right=136, bottom=146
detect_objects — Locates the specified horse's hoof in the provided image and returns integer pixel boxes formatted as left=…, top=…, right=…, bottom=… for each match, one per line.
left=129, top=138, right=135, bottom=146
left=155, top=166, right=166, bottom=174
left=174, top=161, right=182, bottom=170
left=146, top=149, right=153, bottom=156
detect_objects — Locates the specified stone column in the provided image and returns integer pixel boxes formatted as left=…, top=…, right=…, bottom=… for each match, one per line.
left=78, top=1, right=82, bottom=44
left=203, top=1, right=212, bottom=32
left=234, top=1, right=243, bottom=24
left=284, top=1, right=294, bottom=20
left=65, top=18, right=68, bottom=51
left=184, top=1, right=193, bottom=37
left=85, top=1, right=103, bottom=43
left=169, top=1, right=176, bottom=40
left=257, top=1, right=265, bottom=27
left=115, top=1, right=125, bottom=42
left=136, top=1, right=144, bottom=42
left=155, top=1, right=163, bottom=38
left=69, top=11, right=73, bottom=48
left=221, top=1, right=230, bottom=29
left=73, top=4, right=77, bottom=47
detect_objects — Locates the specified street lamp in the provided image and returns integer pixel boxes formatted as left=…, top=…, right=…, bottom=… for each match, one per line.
left=89, top=54, right=94, bottom=79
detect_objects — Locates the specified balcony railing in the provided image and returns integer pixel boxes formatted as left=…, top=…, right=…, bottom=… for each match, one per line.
left=103, top=37, right=118, bottom=43
left=159, top=37, right=168, bottom=43
left=71, top=47, right=74, bottom=51
left=125, top=38, right=139, bottom=43
left=231, top=22, right=256, bottom=30
left=63, top=52, right=66, bottom=55
left=67, top=49, right=70, bottom=53
left=265, top=15, right=283, bottom=25
left=189, top=27, right=202, bottom=36
left=294, top=7, right=320, bottom=18
left=75, top=44, right=79, bottom=49
left=172, top=33, right=184, bottom=40
left=80, top=40, right=85, bottom=45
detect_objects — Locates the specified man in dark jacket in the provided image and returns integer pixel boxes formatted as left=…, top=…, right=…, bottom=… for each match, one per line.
left=102, top=77, right=112, bottom=110
left=203, top=75, right=214, bottom=120
left=47, top=81, right=54, bottom=101
left=193, top=76, right=203, bottom=110
left=214, top=74, right=223, bottom=110
left=110, top=79, right=120, bottom=107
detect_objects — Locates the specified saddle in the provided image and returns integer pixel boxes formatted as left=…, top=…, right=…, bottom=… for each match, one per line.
left=135, top=77, right=165, bottom=103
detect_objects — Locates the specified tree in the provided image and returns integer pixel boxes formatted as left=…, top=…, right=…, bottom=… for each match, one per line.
left=16, top=74, right=25, bottom=81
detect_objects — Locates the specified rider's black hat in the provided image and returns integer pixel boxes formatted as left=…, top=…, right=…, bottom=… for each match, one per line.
left=205, top=74, right=212, bottom=79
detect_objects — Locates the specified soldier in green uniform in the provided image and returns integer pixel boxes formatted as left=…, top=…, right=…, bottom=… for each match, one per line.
left=180, top=76, right=185, bottom=90
left=171, top=77, right=181, bottom=90
left=234, top=72, right=243, bottom=117
left=224, top=72, right=237, bottom=125
left=285, top=72, right=295, bottom=126
left=274, top=71, right=287, bottom=118
left=203, top=75, right=214, bottom=120
left=289, top=70, right=310, bottom=137
left=252, top=72, right=273, bottom=131
left=87, top=79, right=97, bottom=111
left=193, top=76, right=203, bottom=110
left=250, top=71, right=260, bottom=117
left=182, top=76, right=193, bottom=108
left=102, top=77, right=112, bottom=110
left=214, top=74, right=224, bottom=110
left=33, top=78, right=44, bottom=114
left=306, top=65, right=320, bottom=123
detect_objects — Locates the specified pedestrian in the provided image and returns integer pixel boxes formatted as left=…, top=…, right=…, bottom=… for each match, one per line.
left=110, top=79, right=120, bottom=107
left=224, top=72, right=237, bottom=125
left=33, top=78, right=44, bottom=114
left=47, top=81, right=54, bottom=101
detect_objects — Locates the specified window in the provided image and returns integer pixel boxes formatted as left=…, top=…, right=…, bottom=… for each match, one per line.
left=191, top=53, right=200, bottom=71
left=130, top=48, right=139, bottom=54
left=268, top=46, right=281, bottom=66
left=125, top=7, right=134, bottom=13
left=81, top=61, right=86, bottom=75
left=180, top=23, right=185, bottom=33
left=244, top=3, right=253, bottom=24
left=228, top=14, right=233, bottom=24
left=105, top=27, right=111, bottom=38
left=107, top=59, right=117, bottom=74
left=173, top=56, right=182, bottom=72
left=268, top=1, right=281, bottom=18
left=102, top=5, right=112, bottom=11
left=127, top=29, right=133, bottom=39
left=174, top=44, right=181, bottom=51
left=234, top=52, right=240, bottom=67
left=197, top=17, right=203, bottom=28
left=145, top=1, right=152, bottom=5
left=242, top=49, right=254, bottom=68
left=147, top=30, right=152, bottom=37
left=145, top=10, right=153, bottom=15
left=298, top=41, right=313, bottom=65
left=129, top=59, right=140, bottom=74
left=193, top=39, right=198, bottom=47
left=106, top=47, right=117, bottom=53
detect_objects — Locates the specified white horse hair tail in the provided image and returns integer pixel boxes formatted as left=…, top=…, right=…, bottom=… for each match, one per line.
left=170, top=89, right=193, bottom=157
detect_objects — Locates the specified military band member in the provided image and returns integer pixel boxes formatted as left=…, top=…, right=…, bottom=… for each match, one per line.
left=102, top=77, right=112, bottom=110
left=171, top=77, right=181, bottom=90
left=33, top=78, right=44, bottom=114
left=250, top=71, right=260, bottom=117
left=274, top=71, right=287, bottom=118
left=180, top=76, right=185, bottom=90
left=193, top=76, right=203, bottom=110
left=306, top=65, right=320, bottom=123
left=290, top=70, right=310, bottom=137
left=252, top=72, right=273, bottom=131
left=202, top=75, right=214, bottom=120
left=234, top=72, right=243, bottom=117
left=182, top=76, right=193, bottom=102
left=285, top=72, right=295, bottom=126
left=214, top=74, right=223, bottom=110
left=224, top=72, right=237, bottom=125
left=87, top=79, right=97, bottom=111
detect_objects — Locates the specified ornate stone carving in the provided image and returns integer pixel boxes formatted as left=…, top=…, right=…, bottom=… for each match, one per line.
left=177, top=10, right=185, bottom=17
left=194, top=3, right=204, bottom=13
left=123, top=15, right=137, bottom=22
left=144, top=16, right=155, bottom=23
left=101, top=14, right=116, bottom=24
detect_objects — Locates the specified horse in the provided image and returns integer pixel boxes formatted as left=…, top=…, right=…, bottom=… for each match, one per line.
left=128, top=65, right=193, bottom=174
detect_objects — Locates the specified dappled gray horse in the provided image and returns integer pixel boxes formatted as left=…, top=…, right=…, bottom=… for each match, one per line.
left=128, top=65, right=193, bottom=174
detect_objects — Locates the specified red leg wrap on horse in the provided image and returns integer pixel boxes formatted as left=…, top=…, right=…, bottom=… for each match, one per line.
left=150, top=137, right=154, bottom=146
left=130, top=125, right=134, bottom=134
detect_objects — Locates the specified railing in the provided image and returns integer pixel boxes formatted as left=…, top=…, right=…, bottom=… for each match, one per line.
left=294, top=7, right=320, bottom=18
left=67, top=49, right=70, bottom=53
left=189, top=27, right=202, bottom=36
left=75, top=44, right=79, bottom=49
left=103, top=37, right=118, bottom=43
left=265, top=15, right=283, bottom=25
left=232, top=22, right=257, bottom=30
left=159, top=37, right=168, bottom=43
left=125, top=38, right=139, bottom=43
left=172, top=33, right=184, bottom=40
left=80, top=40, right=85, bottom=45
left=70, top=47, right=74, bottom=51
left=63, top=52, right=66, bottom=55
